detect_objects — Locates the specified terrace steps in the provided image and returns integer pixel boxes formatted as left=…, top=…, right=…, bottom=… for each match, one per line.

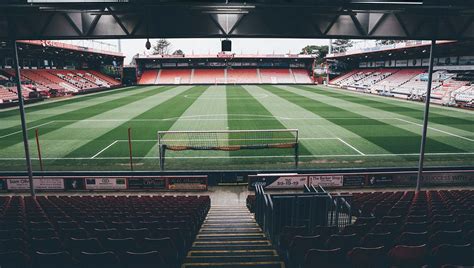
left=181, top=205, right=284, bottom=268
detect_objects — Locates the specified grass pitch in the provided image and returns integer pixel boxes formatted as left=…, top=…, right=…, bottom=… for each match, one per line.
left=0, top=85, right=472, bottom=172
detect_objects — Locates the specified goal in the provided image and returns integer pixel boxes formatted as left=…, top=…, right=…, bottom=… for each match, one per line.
left=157, top=129, right=299, bottom=170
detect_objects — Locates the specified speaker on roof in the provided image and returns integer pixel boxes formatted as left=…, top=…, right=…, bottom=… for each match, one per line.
left=222, top=39, right=232, bottom=52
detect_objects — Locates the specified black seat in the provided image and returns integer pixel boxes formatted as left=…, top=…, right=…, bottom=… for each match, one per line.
left=31, top=237, right=63, bottom=253
left=78, top=251, right=120, bottom=268
left=0, top=251, right=31, bottom=268
left=430, top=244, right=473, bottom=267
left=143, top=237, right=179, bottom=267
left=67, top=238, right=103, bottom=257
left=347, top=246, right=387, bottom=268
left=123, top=251, right=166, bottom=268
left=32, top=251, right=77, bottom=268
left=304, top=248, right=345, bottom=268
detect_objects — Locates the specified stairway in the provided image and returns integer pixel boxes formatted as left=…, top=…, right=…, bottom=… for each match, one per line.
left=182, top=205, right=284, bottom=268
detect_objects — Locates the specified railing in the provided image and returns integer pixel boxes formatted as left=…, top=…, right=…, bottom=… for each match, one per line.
left=253, top=183, right=334, bottom=244
left=307, top=184, right=353, bottom=229
left=327, top=194, right=353, bottom=228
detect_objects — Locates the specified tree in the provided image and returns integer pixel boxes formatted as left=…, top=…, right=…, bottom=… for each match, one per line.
left=331, top=39, right=353, bottom=53
left=172, top=49, right=184, bottom=56
left=152, top=39, right=171, bottom=55
left=375, top=40, right=405, bottom=46
left=300, top=45, right=328, bottom=64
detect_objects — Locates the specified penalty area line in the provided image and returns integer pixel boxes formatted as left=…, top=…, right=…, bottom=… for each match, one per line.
left=0, top=121, right=56, bottom=139
left=337, top=138, right=365, bottom=155
left=395, top=118, right=474, bottom=142
left=90, top=140, right=119, bottom=159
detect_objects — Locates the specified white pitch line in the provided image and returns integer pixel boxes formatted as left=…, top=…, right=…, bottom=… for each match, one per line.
left=90, top=140, right=119, bottom=159
left=337, top=138, right=366, bottom=155
left=0, top=121, right=56, bottom=139
left=115, top=137, right=340, bottom=142
left=395, top=118, right=474, bottom=142
left=51, top=117, right=399, bottom=122
left=1, top=152, right=473, bottom=161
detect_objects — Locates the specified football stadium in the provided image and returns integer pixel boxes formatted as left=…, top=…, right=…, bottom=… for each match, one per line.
left=0, top=1, right=473, bottom=268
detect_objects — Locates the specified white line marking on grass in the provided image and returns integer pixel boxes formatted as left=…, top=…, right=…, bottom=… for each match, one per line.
left=51, top=115, right=399, bottom=122
left=0, top=121, right=56, bottom=139
left=337, top=138, right=366, bottom=155
left=115, top=138, right=339, bottom=142
left=0, top=152, right=471, bottom=160
left=2, top=152, right=472, bottom=161
left=395, top=118, right=474, bottom=142
left=90, top=140, right=119, bottom=159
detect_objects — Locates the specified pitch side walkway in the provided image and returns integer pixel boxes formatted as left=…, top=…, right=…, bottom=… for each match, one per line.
left=181, top=205, right=285, bottom=268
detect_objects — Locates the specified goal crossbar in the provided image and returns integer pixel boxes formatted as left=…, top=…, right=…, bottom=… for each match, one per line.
left=157, top=129, right=299, bottom=170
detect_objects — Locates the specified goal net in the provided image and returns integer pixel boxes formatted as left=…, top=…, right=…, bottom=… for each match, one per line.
left=157, top=129, right=299, bottom=170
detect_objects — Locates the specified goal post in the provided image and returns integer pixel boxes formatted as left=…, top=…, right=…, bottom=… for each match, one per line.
left=157, top=129, right=299, bottom=170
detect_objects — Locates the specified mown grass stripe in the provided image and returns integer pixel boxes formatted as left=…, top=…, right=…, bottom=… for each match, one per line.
left=281, top=85, right=472, bottom=152
left=298, top=85, right=474, bottom=133
left=226, top=85, right=311, bottom=158
left=66, top=86, right=208, bottom=164
left=0, top=86, right=169, bottom=152
left=0, top=86, right=142, bottom=131
left=264, top=85, right=465, bottom=154
left=244, top=85, right=390, bottom=156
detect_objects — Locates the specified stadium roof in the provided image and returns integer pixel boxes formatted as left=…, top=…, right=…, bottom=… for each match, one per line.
left=326, top=40, right=474, bottom=61
left=1, top=0, right=474, bottom=40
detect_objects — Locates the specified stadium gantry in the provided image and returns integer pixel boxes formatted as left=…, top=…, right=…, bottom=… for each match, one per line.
left=0, top=1, right=473, bottom=268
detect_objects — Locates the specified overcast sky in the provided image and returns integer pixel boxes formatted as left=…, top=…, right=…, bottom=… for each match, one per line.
left=66, top=38, right=331, bottom=64
left=64, top=38, right=375, bottom=64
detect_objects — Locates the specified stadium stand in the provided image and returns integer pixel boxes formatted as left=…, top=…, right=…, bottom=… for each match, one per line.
left=88, top=71, right=120, bottom=87
left=227, top=68, right=260, bottom=84
left=158, top=69, right=192, bottom=84
left=260, top=69, right=294, bottom=84
left=139, top=68, right=313, bottom=85
left=370, top=69, right=425, bottom=93
left=292, top=69, right=313, bottom=84
left=252, top=186, right=474, bottom=268
left=0, top=195, right=210, bottom=268
left=134, top=54, right=314, bottom=85
left=453, top=85, right=474, bottom=105
left=138, top=70, right=159, bottom=84
left=192, top=69, right=225, bottom=84
left=0, top=86, right=19, bottom=103
left=1, top=69, right=120, bottom=95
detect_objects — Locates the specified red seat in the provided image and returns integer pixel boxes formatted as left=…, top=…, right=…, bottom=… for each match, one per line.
left=304, top=248, right=345, bottom=268
left=288, top=235, right=325, bottom=265
left=347, top=246, right=387, bottom=268
left=388, top=244, right=427, bottom=267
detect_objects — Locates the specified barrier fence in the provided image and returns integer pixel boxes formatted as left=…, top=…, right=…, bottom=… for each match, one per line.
left=248, top=170, right=474, bottom=190
left=253, top=182, right=353, bottom=245
left=0, top=175, right=208, bottom=192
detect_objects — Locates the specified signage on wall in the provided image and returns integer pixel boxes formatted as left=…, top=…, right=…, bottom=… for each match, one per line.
left=85, top=178, right=127, bottom=190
